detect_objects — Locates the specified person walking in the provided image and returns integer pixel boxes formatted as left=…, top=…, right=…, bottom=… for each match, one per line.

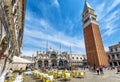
left=93, top=64, right=96, bottom=72
left=96, top=67, right=100, bottom=75
left=100, top=66, right=104, bottom=74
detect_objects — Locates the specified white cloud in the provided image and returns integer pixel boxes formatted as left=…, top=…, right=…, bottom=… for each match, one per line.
left=95, top=1, right=120, bottom=36
left=22, top=10, right=85, bottom=56
left=102, top=10, right=119, bottom=36
left=24, top=25, right=85, bottom=49
left=104, top=46, right=109, bottom=52
left=40, top=19, right=49, bottom=28
left=53, top=0, right=60, bottom=7
left=95, top=3, right=105, bottom=20
left=96, top=0, right=120, bottom=20
left=107, top=0, right=120, bottom=14
left=104, top=11, right=118, bottom=23
left=21, top=50, right=36, bottom=56
left=23, top=0, right=120, bottom=56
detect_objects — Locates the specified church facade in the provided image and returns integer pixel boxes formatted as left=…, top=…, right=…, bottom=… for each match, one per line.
left=36, top=48, right=86, bottom=68
left=36, top=48, right=69, bottom=68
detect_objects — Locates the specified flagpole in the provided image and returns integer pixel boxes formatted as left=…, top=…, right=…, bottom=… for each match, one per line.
left=46, top=40, right=48, bottom=54
left=70, top=46, right=72, bottom=67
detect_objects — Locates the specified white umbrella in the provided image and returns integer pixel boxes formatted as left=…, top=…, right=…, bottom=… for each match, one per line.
left=12, top=56, right=34, bottom=64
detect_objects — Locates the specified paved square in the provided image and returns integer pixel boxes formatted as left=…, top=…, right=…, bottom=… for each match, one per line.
left=26, top=69, right=120, bottom=82
left=57, top=69, right=120, bottom=82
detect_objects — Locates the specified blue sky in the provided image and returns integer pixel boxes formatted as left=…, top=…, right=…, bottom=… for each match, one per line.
left=22, top=0, right=120, bottom=56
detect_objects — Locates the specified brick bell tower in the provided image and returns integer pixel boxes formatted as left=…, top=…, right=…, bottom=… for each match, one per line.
left=82, top=1, right=108, bottom=67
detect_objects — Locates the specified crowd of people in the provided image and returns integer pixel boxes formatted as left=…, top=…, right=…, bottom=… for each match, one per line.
left=89, top=65, right=120, bottom=75
left=96, top=66, right=104, bottom=75
left=4, top=64, right=120, bottom=81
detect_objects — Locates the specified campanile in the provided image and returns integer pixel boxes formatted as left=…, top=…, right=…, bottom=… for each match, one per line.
left=82, top=1, right=108, bottom=67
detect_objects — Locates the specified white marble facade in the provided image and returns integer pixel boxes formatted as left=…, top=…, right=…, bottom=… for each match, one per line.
left=36, top=48, right=86, bottom=67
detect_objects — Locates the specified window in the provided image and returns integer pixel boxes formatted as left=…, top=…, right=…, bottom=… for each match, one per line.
left=119, top=62, right=120, bottom=66
left=113, top=62, right=117, bottom=66
left=110, top=62, right=112, bottom=66
left=76, top=57, right=78, bottom=59
left=80, top=57, right=82, bottom=59
left=72, top=57, right=74, bottom=59
left=117, top=54, right=119, bottom=59
left=115, top=48, right=118, bottom=51
left=92, top=17, right=96, bottom=21
left=84, top=17, right=89, bottom=24
left=85, top=10, right=88, bottom=16
left=110, top=48, right=113, bottom=52
left=108, top=55, right=110, bottom=59
left=112, top=55, right=115, bottom=59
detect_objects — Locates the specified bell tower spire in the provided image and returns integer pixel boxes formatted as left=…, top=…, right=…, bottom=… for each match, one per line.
left=83, top=0, right=93, bottom=12
left=82, top=0, right=98, bottom=29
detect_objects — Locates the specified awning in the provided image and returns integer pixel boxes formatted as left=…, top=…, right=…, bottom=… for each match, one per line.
left=12, top=56, right=34, bottom=64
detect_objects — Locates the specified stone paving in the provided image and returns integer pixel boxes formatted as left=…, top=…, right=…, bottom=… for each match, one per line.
left=56, top=69, right=120, bottom=82
left=25, top=69, right=120, bottom=82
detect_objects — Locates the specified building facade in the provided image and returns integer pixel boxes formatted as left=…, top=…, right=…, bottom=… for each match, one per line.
left=36, top=48, right=69, bottom=68
left=69, top=54, right=87, bottom=66
left=107, top=42, right=120, bottom=66
left=36, top=48, right=86, bottom=68
left=82, top=1, right=108, bottom=67
left=0, top=0, right=26, bottom=77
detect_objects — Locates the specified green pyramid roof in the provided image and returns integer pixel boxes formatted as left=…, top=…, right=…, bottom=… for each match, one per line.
left=83, top=1, right=93, bottom=12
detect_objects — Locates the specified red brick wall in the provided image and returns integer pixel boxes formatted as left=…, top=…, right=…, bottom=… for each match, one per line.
left=84, top=23, right=108, bottom=67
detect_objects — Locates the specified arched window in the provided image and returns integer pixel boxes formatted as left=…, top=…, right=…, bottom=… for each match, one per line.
left=72, top=57, right=74, bottom=59
left=108, top=55, right=110, bottom=59
left=117, top=54, right=119, bottom=59
left=76, top=57, right=78, bottom=59
left=112, top=55, right=115, bottom=59
left=50, top=54, right=57, bottom=58
left=80, top=57, right=82, bottom=59
left=59, top=60, right=64, bottom=66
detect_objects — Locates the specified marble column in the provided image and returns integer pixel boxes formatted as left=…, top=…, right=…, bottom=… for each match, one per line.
left=49, top=60, right=51, bottom=66
left=42, top=60, right=44, bottom=67
left=117, top=62, right=119, bottom=66
left=57, top=60, right=59, bottom=66
left=112, top=62, right=114, bottom=67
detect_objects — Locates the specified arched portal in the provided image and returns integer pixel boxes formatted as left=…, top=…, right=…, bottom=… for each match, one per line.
left=64, top=60, right=68, bottom=66
left=59, top=60, right=64, bottom=66
left=38, top=60, right=42, bottom=68
left=44, top=60, right=48, bottom=67
left=51, top=59, right=57, bottom=66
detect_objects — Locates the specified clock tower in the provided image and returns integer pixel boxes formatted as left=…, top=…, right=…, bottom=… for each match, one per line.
left=82, top=1, right=108, bottom=67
